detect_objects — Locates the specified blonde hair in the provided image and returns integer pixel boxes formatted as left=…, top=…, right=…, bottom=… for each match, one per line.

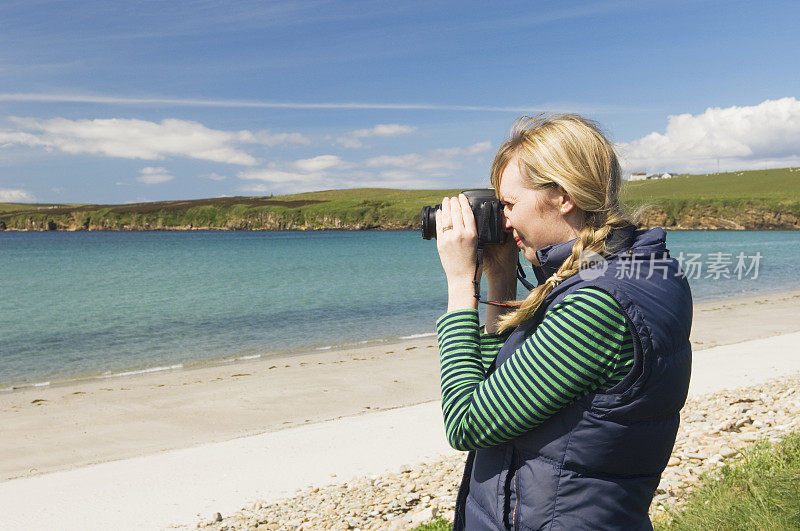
left=491, top=114, right=633, bottom=333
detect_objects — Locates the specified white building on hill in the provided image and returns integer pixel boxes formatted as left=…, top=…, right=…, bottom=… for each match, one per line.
left=627, top=172, right=679, bottom=181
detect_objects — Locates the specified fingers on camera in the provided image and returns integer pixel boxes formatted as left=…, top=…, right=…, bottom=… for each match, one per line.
left=449, top=196, right=464, bottom=229
left=458, top=194, right=476, bottom=232
left=441, top=196, right=451, bottom=229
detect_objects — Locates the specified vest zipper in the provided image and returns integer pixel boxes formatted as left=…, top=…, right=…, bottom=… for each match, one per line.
left=512, top=466, right=519, bottom=530
left=512, top=449, right=521, bottom=530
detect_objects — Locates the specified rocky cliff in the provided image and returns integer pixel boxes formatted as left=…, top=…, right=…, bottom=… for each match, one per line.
left=0, top=211, right=418, bottom=232
left=635, top=204, right=800, bottom=230
left=2, top=203, right=799, bottom=232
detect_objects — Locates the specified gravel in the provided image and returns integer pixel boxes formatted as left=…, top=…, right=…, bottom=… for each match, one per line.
left=177, top=373, right=800, bottom=530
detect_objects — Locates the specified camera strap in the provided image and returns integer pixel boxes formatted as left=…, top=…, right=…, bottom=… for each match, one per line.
left=473, top=247, right=535, bottom=308
left=472, top=246, right=485, bottom=303
left=517, top=260, right=536, bottom=290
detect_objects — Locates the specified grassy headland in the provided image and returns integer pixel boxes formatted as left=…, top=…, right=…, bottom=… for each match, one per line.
left=622, top=167, right=800, bottom=230
left=2, top=168, right=799, bottom=231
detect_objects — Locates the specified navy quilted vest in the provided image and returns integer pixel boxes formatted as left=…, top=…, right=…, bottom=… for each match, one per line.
left=460, top=227, right=693, bottom=530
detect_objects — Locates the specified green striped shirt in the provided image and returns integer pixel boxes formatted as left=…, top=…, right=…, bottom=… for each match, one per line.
left=437, top=287, right=634, bottom=451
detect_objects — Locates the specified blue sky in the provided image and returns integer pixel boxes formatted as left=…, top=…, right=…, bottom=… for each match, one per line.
left=1, top=0, right=799, bottom=204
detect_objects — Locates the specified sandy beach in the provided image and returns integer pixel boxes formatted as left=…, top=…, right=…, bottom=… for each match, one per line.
left=2, top=288, right=800, bottom=529
left=0, top=334, right=443, bottom=482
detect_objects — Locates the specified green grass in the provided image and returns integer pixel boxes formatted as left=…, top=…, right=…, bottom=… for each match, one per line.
left=270, top=188, right=463, bottom=224
left=621, top=167, right=800, bottom=219
left=0, top=189, right=463, bottom=230
left=2, top=167, right=799, bottom=230
left=621, top=167, right=800, bottom=203
left=413, top=517, right=451, bottom=530
left=0, top=203, right=30, bottom=213
left=0, top=202, right=85, bottom=213
left=413, top=433, right=800, bottom=530
left=655, top=432, right=800, bottom=530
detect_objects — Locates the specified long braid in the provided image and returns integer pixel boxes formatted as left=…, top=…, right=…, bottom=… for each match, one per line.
left=495, top=212, right=631, bottom=333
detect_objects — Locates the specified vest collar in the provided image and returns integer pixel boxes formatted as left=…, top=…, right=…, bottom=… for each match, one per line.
left=533, top=238, right=576, bottom=283
left=531, top=225, right=640, bottom=283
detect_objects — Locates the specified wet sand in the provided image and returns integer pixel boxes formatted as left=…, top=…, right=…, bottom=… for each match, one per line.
left=0, top=336, right=442, bottom=481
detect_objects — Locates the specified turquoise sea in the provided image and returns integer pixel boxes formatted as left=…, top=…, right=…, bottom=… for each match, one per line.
left=1, top=230, right=799, bottom=388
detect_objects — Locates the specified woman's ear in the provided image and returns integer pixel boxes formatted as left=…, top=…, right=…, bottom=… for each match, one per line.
left=556, top=189, right=576, bottom=214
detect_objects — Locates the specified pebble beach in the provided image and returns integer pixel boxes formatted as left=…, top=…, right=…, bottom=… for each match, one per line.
left=186, top=373, right=800, bottom=530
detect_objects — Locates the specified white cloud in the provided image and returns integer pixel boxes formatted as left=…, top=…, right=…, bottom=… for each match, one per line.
left=369, top=124, right=418, bottom=136
left=0, top=117, right=309, bottom=166
left=137, top=166, right=174, bottom=184
left=617, top=97, right=800, bottom=173
left=336, top=138, right=364, bottom=149
left=237, top=183, right=273, bottom=195
left=293, top=155, right=349, bottom=172
left=0, top=188, right=35, bottom=202
left=234, top=141, right=492, bottom=194
left=451, top=141, right=493, bottom=156
left=237, top=155, right=348, bottom=190
left=248, top=130, right=310, bottom=146
left=238, top=168, right=324, bottom=184
left=337, top=123, right=417, bottom=148
left=365, top=153, right=459, bottom=173
left=367, top=169, right=441, bottom=189
left=237, top=169, right=435, bottom=194
left=0, top=131, right=42, bottom=148
left=364, top=141, right=492, bottom=176
left=201, top=172, right=227, bottom=181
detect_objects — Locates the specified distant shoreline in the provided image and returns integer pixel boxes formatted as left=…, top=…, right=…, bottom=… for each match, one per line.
left=1, top=225, right=798, bottom=232
left=2, top=168, right=800, bottom=231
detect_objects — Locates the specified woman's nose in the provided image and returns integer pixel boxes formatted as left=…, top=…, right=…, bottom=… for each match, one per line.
left=503, top=212, right=512, bottom=229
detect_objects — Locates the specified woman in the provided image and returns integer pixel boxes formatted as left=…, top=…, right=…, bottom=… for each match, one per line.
left=435, top=114, right=692, bottom=530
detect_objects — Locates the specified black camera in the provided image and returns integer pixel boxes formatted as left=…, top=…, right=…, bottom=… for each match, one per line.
left=421, top=189, right=507, bottom=246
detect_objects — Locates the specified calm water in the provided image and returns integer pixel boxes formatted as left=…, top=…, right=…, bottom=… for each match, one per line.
left=1, top=230, right=798, bottom=388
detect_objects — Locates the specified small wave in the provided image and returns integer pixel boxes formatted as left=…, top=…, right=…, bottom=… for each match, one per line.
left=236, top=354, right=261, bottom=361
left=4, top=381, right=53, bottom=391
left=316, top=346, right=332, bottom=350
left=102, top=364, right=183, bottom=379
left=399, top=332, right=436, bottom=339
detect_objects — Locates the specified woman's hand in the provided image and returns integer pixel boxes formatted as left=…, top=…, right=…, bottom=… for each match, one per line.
left=436, top=194, right=479, bottom=311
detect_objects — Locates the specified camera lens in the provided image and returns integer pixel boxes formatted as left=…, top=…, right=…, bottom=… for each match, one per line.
left=420, top=205, right=439, bottom=240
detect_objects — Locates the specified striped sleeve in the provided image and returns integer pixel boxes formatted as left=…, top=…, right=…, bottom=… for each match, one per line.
left=479, top=327, right=510, bottom=372
left=436, top=287, right=634, bottom=451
